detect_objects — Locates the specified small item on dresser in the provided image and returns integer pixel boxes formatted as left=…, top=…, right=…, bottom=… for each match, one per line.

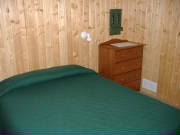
left=98, top=39, right=144, bottom=91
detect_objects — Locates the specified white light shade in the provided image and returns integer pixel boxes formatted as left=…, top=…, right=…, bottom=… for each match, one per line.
left=81, top=32, right=87, bottom=39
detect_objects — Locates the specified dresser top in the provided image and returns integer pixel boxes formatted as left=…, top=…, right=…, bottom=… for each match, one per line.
left=99, top=39, right=144, bottom=50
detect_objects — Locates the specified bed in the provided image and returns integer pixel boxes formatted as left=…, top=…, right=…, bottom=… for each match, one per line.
left=0, top=65, right=179, bottom=135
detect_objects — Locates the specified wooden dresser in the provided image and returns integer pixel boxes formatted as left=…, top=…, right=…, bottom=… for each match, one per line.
left=98, top=39, right=144, bottom=91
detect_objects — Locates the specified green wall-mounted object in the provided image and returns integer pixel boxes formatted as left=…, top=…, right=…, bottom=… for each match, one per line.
left=109, top=9, right=123, bottom=35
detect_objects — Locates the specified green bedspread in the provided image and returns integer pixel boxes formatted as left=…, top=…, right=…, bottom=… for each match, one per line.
left=0, top=65, right=179, bottom=135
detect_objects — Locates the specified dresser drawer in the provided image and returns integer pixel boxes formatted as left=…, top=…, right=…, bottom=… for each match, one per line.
left=115, top=47, right=143, bottom=62
left=112, top=58, right=142, bottom=75
left=113, top=69, right=141, bottom=84
left=99, top=39, right=144, bottom=91
left=124, top=80, right=141, bottom=91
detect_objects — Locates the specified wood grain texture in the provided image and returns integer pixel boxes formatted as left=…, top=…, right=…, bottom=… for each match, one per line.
left=0, top=0, right=179, bottom=108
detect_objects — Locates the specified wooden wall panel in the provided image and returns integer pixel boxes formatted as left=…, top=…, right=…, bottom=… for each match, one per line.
left=157, top=0, right=180, bottom=107
left=0, top=0, right=179, bottom=108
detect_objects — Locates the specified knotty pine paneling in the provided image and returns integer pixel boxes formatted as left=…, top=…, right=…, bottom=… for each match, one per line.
left=0, top=0, right=179, bottom=108
left=157, top=0, right=180, bottom=107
